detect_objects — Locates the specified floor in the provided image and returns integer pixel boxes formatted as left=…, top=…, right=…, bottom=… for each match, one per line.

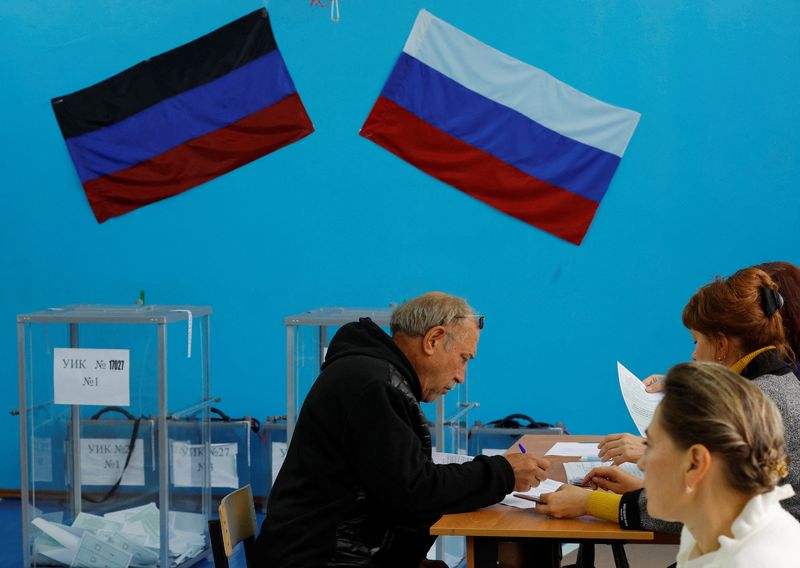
left=1, top=497, right=679, bottom=568
left=561, top=543, right=679, bottom=568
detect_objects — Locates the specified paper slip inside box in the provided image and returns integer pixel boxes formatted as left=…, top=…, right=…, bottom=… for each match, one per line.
left=29, top=503, right=207, bottom=567
left=73, top=532, right=133, bottom=568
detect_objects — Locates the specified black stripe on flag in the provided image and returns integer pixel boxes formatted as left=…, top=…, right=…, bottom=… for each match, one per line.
left=52, top=9, right=277, bottom=139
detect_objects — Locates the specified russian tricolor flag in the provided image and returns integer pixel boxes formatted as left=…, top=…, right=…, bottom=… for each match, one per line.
left=361, top=10, right=640, bottom=245
left=52, top=9, right=314, bottom=223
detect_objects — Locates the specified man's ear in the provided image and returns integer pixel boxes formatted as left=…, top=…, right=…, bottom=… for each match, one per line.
left=422, top=326, right=447, bottom=355
left=685, top=444, right=712, bottom=491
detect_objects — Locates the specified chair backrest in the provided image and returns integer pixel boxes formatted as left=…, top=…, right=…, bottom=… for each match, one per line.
left=219, top=484, right=257, bottom=557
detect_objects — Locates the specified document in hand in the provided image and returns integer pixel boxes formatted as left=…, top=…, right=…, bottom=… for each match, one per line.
left=617, top=362, right=664, bottom=437
left=502, top=478, right=564, bottom=509
left=563, top=461, right=644, bottom=486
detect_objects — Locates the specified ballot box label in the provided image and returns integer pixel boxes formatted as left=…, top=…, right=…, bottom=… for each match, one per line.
left=54, top=348, right=130, bottom=406
left=272, top=442, right=287, bottom=485
left=170, top=441, right=239, bottom=488
left=81, top=438, right=145, bottom=486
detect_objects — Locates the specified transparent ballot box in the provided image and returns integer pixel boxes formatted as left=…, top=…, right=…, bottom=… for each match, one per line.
left=17, top=305, right=213, bottom=568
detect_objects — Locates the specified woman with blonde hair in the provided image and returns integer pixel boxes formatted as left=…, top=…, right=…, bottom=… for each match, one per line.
left=639, top=362, right=799, bottom=566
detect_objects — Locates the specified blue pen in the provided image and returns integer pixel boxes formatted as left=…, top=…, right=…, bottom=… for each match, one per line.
left=518, top=443, right=527, bottom=454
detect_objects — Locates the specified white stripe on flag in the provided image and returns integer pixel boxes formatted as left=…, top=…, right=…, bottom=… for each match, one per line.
left=403, top=9, right=640, bottom=158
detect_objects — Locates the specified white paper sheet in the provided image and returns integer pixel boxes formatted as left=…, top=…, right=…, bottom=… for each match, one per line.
left=432, top=452, right=474, bottom=465
left=500, top=494, right=537, bottom=509
left=272, top=442, right=288, bottom=486
left=32, top=517, right=81, bottom=552
left=544, top=442, right=600, bottom=458
left=53, top=348, right=130, bottom=406
left=72, top=513, right=122, bottom=534
left=562, top=461, right=644, bottom=485
left=34, top=534, right=76, bottom=566
left=170, top=441, right=239, bottom=488
left=480, top=448, right=506, bottom=457
left=96, top=531, right=158, bottom=566
left=81, top=438, right=145, bottom=486
left=617, top=361, right=664, bottom=437
left=32, top=501, right=208, bottom=567
left=73, top=532, right=132, bottom=568
left=502, top=478, right=564, bottom=509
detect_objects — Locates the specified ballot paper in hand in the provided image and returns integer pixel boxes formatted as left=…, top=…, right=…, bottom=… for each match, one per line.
left=501, top=478, right=563, bottom=509
left=563, top=460, right=644, bottom=485
left=618, top=362, right=664, bottom=436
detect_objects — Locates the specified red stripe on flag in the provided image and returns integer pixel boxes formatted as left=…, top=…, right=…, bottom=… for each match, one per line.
left=83, top=93, right=313, bottom=222
left=360, top=96, right=598, bottom=245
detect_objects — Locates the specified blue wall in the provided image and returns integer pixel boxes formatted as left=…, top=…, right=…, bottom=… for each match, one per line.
left=2, top=0, right=799, bottom=489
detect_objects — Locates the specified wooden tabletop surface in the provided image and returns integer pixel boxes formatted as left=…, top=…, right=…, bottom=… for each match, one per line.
left=430, top=434, right=655, bottom=541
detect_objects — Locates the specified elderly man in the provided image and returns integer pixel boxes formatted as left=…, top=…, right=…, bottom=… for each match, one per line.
left=257, top=292, right=549, bottom=567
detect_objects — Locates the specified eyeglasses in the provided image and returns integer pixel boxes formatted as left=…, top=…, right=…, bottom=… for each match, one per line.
left=453, top=314, right=484, bottom=330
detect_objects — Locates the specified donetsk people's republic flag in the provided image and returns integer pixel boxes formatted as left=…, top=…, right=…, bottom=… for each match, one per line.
left=52, top=9, right=314, bottom=223
left=361, top=10, right=640, bottom=245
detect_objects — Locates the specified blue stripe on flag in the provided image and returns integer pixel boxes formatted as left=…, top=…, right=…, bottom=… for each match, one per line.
left=381, top=53, right=621, bottom=203
left=66, top=49, right=297, bottom=183
left=404, top=10, right=640, bottom=158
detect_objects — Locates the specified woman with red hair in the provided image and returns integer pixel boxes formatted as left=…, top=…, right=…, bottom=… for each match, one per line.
left=538, top=266, right=800, bottom=532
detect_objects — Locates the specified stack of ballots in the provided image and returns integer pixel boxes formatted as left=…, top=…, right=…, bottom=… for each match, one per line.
left=31, top=504, right=206, bottom=567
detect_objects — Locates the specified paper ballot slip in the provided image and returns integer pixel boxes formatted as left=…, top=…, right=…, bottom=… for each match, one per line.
left=563, top=461, right=644, bottom=485
left=432, top=452, right=474, bottom=465
left=617, top=362, right=664, bottom=437
left=502, top=478, right=564, bottom=509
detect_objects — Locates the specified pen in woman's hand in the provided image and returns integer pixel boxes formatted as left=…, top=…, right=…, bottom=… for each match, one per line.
left=518, top=443, right=527, bottom=454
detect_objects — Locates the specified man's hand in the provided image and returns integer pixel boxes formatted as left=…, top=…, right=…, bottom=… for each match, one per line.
left=597, top=433, right=646, bottom=465
left=504, top=453, right=550, bottom=491
left=643, top=374, right=665, bottom=393
left=582, top=466, right=644, bottom=494
left=536, top=485, right=591, bottom=518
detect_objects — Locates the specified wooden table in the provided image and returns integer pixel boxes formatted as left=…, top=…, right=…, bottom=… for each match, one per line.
left=430, top=435, right=677, bottom=568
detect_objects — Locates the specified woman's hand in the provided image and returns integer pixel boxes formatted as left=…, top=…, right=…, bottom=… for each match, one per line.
left=536, top=485, right=591, bottom=518
left=598, top=433, right=646, bottom=465
left=582, top=466, right=644, bottom=494
left=643, top=374, right=665, bottom=393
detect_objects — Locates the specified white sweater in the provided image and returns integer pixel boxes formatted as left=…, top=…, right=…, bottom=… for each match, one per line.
left=677, top=485, right=800, bottom=567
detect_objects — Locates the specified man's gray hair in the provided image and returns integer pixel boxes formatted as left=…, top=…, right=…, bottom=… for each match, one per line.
left=390, top=292, right=476, bottom=337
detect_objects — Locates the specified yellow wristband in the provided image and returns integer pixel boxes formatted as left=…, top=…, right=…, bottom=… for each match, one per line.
left=587, top=491, right=622, bottom=523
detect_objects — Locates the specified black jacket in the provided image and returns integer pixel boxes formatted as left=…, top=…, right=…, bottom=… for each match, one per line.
left=256, top=318, right=514, bottom=567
